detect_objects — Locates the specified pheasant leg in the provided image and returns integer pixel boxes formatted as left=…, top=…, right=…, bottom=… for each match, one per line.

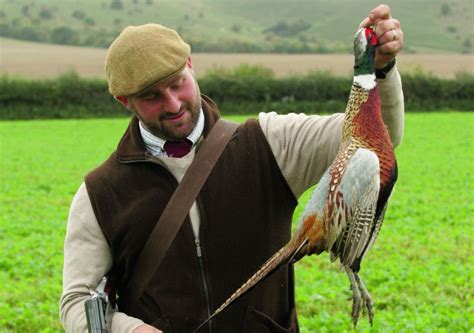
left=355, top=273, right=374, bottom=325
left=344, top=266, right=362, bottom=327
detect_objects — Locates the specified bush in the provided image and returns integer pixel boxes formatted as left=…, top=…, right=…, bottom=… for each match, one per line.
left=0, top=72, right=128, bottom=119
left=0, top=68, right=472, bottom=120
left=401, top=71, right=474, bottom=110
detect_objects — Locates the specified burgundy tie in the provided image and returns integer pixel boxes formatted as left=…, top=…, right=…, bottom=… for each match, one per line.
left=164, top=139, right=192, bottom=158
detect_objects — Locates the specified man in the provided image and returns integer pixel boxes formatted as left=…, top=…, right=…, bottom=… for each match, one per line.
left=60, top=4, right=404, bottom=332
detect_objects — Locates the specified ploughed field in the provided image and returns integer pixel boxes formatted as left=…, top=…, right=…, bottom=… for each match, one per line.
left=1, top=37, right=473, bottom=79
left=0, top=112, right=472, bottom=332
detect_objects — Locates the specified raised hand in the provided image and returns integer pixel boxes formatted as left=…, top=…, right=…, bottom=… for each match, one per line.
left=359, top=4, right=404, bottom=69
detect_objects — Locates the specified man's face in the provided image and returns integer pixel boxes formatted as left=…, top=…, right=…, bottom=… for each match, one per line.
left=120, top=61, right=201, bottom=141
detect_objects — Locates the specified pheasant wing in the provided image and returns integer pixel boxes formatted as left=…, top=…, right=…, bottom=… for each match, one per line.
left=328, top=148, right=380, bottom=266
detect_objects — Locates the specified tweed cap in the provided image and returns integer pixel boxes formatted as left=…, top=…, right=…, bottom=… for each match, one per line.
left=105, top=24, right=191, bottom=96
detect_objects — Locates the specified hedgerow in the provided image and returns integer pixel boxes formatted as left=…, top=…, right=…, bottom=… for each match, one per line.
left=0, top=66, right=472, bottom=120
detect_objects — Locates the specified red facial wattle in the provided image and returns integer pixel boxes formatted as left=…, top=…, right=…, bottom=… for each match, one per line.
left=365, top=28, right=377, bottom=45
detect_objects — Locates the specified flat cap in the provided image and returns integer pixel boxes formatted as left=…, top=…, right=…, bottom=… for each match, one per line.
left=105, top=24, right=191, bottom=96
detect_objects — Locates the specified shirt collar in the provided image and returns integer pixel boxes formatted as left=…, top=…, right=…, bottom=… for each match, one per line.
left=139, top=108, right=204, bottom=157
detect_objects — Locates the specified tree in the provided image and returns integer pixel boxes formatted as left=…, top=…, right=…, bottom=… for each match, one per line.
left=263, top=20, right=310, bottom=37
left=111, top=0, right=123, bottom=10
left=447, top=26, right=457, bottom=33
left=22, top=5, right=30, bottom=17
left=231, top=24, right=241, bottom=33
left=84, top=17, right=95, bottom=26
left=72, top=10, right=86, bottom=20
left=39, top=8, right=54, bottom=20
left=441, top=3, right=452, bottom=16
left=51, top=26, right=78, bottom=45
left=462, top=38, right=472, bottom=53
left=19, top=26, right=44, bottom=42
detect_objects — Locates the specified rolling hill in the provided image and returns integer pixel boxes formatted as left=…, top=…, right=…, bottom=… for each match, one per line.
left=0, top=0, right=472, bottom=54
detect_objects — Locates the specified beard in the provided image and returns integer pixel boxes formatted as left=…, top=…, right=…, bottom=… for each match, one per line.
left=158, top=102, right=200, bottom=140
left=140, top=77, right=202, bottom=141
left=142, top=95, right=201, bottom=141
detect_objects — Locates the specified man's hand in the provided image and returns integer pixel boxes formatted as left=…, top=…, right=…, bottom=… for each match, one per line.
left=132, top=324, right=163, bottom=333
left=359, top=4, right=404, bottom=69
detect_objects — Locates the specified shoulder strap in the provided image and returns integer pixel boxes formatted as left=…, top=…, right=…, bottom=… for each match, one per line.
left=129, top=118, right=239, bottom=299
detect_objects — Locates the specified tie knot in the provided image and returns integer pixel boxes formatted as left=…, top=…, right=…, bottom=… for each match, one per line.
left=164, top=139, right=192, bottom=158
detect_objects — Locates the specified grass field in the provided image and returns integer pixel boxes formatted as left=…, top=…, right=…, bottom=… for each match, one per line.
left=0, top=112, right=473, bottom=332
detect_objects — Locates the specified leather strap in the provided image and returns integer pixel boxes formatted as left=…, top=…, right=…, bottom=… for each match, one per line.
left=128, top=118, right=239, bottom=300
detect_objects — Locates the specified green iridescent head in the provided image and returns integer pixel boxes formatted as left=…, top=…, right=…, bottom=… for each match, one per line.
left=353, top=27, right=378, bottom=76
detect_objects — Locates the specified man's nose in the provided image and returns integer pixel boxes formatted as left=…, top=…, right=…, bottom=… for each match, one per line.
left=162, top=91, right=181, bottom=114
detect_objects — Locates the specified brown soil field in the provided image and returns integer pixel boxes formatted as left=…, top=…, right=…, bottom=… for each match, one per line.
left=1, top=38, right=473, bottom=79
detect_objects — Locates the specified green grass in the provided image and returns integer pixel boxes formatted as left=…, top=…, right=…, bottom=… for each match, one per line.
left=295, top=112, right=474, bottom=332
left=0, top=112, right=473, bottom=332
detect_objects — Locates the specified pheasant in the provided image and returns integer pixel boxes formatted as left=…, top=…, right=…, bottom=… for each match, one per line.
left=194, top=27, right=397, bottom=331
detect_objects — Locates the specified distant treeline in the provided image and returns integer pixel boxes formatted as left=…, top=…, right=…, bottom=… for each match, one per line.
left=0, top=23, right=341, bottom=54
left=1, top=65, right=473, bottom=120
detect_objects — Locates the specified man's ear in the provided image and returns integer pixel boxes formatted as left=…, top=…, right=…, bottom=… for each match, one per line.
left=115, top=96, right=133, bottom=111
left=187, top=56, right=194, bottom=72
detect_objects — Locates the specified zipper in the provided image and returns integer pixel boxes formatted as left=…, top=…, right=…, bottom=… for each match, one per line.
left=121, top=154, right=214, bottom=330
left=127, top=155, right=214, bottom=329
left=195, top=238, right=213, bottom=332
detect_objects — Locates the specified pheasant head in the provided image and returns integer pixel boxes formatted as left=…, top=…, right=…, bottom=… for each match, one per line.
left=354, top=27, right=378, bottom=77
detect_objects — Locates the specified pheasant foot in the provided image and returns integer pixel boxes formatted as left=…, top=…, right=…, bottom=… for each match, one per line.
left=344, top=266, right=374, bottom=327
left=345, top=266, right=362, bottom=327
left=355, top=273, right=374, bottom=325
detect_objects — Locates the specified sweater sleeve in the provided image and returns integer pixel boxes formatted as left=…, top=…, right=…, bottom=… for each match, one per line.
left=60, top=182, right=145, bottom=332
left=378, top=65, right=404, bottom=147
left=259, top=66, right=404, bottom=199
